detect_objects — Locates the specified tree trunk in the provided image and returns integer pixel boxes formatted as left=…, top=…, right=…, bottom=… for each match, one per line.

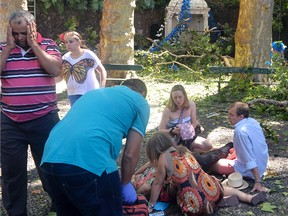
left=0, top=0, right=27, bottom=41
left=99, top=0, right=136, bottom=80
left=234, top=0, right=274, bottom=82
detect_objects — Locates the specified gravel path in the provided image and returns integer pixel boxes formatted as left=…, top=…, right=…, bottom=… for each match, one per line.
left=1, top=79, right=287, bottom=216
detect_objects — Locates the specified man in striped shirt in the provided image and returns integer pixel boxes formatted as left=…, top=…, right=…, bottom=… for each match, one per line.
left=0, top=10, right=62, bottom=216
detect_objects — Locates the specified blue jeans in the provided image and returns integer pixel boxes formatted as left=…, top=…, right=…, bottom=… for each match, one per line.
left=41, top=163, right=123, bottom=216
left=68, top=95, right=82, bottom=106
left=1, top=111, right=60, bottom=216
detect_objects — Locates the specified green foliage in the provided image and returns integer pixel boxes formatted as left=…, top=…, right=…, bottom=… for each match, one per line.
left=90, top=0, right=103, bottom=11
left=261, top=202, right=278, bottom=213
left=67, top=0, right=88, bottom=10
left=242, top=56, right=288, bottom=120
left=214, top=23, right=235, bottom=56
left=273, top=0, right=288, bottom=33
left=64, top=16, right=79, bottom=31
left=136, top=0, right=155, bottom=9
left=135, top=34, right=152, bottom=50
left=40, top=0, right=169, bottom=12
left=135, top=29, right=234, bottom=82
left=83, top=27, right=99, bottom=51
left=270, top=54, right=288, bottom=100
left=39, top=0, right=102, bottom=13
left=213, top=51, right=288, bottom=120
left=40, top=0, right=170, bottom=12
left=136, top=0, right=170, bottom=10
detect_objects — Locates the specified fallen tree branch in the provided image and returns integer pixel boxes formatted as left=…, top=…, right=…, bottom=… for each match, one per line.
left=221, top=56, right=233, bottom=67
left=156, top=61, right=198, bottom=73
left=146, top=37, right=200, bottom=58
left=247, top=99, right=288, bottom=107
left=146, top=37, right=165, bottom=50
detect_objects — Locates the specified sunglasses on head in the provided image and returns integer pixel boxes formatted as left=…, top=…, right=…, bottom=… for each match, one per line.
left=12, top=32, right=27, bottom=36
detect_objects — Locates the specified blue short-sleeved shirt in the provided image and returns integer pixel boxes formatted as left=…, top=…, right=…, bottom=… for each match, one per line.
left=41, top=86, right=150, bottom=176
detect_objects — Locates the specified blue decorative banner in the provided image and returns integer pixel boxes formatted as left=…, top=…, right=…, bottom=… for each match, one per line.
left=150, top=0, right=192, bottom=52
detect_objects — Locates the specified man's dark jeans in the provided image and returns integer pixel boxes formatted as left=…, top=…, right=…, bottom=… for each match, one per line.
left=1, top=111, right=60, bottom=216
left=41, top=163, right=123, bottom=216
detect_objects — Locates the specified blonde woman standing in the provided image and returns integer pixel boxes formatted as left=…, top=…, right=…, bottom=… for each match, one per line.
left=61, top=31, right=107, bottom=106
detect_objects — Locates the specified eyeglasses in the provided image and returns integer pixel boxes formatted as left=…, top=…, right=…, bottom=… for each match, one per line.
left=12, top=32, right=27, bottom=36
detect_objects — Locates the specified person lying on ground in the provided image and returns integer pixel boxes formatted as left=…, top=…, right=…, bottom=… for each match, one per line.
left=144, top=132, right=266, bottom=215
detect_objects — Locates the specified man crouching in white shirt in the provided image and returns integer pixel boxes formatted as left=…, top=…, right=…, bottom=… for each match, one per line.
left=210, top=101, right=268, bottom=192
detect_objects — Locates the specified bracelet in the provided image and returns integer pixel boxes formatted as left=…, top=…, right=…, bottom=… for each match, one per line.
left=148, top=202, right=155, bottom=209
left=169, top=127, right=174, bottom=135
left=255, top=179, right=262, bottom=183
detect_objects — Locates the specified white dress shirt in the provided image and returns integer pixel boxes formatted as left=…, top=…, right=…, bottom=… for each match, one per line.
left=233, top=117, right=268, bottom=179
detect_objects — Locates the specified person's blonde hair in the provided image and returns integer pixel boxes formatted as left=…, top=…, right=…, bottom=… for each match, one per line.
left=64, top=31, right=87, bottom=49
left=146, top=131, right=188, bottom=165
left=167, top=85, right=190, bottom=112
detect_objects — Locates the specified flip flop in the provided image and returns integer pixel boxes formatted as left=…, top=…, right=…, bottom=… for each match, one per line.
left=251, top=191, right=266, bottom=206
left=218, top=195, right=239, bottom=208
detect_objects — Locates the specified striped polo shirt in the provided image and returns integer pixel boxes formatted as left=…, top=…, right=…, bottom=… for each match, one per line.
left=0, top=33, right=61, bottom=122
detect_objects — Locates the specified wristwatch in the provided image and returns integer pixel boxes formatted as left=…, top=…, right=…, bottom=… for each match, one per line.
left=148, top=202, right=155, bottom=209
left=169, top=127, right=174, bottom=135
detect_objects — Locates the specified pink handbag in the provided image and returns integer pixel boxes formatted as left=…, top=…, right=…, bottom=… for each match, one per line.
left=177, top=122, right=195, bottom=140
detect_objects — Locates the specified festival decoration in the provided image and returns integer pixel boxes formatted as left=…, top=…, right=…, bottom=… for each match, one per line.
left=150, top=0, right=192, bottom=52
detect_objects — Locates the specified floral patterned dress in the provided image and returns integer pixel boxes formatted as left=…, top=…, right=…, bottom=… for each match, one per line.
left=132, top=165, right=175, bottom=202
left=164, top=147, right=224, bottom=215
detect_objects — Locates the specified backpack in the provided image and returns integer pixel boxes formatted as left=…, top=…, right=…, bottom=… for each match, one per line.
left=123, top=194, right=148, bottom=216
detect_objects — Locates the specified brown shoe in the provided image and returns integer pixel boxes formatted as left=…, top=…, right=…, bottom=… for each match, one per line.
left=217, top=142, right=234, bottom=159
left=251, top=191, right=266, bottom=206
left=218, top=195, right=239, bottom=208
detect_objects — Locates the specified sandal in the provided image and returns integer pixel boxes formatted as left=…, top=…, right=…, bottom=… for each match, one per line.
left=218, top=195, right=239, bottom=208
left=251, top=191, right=266, bottom=206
